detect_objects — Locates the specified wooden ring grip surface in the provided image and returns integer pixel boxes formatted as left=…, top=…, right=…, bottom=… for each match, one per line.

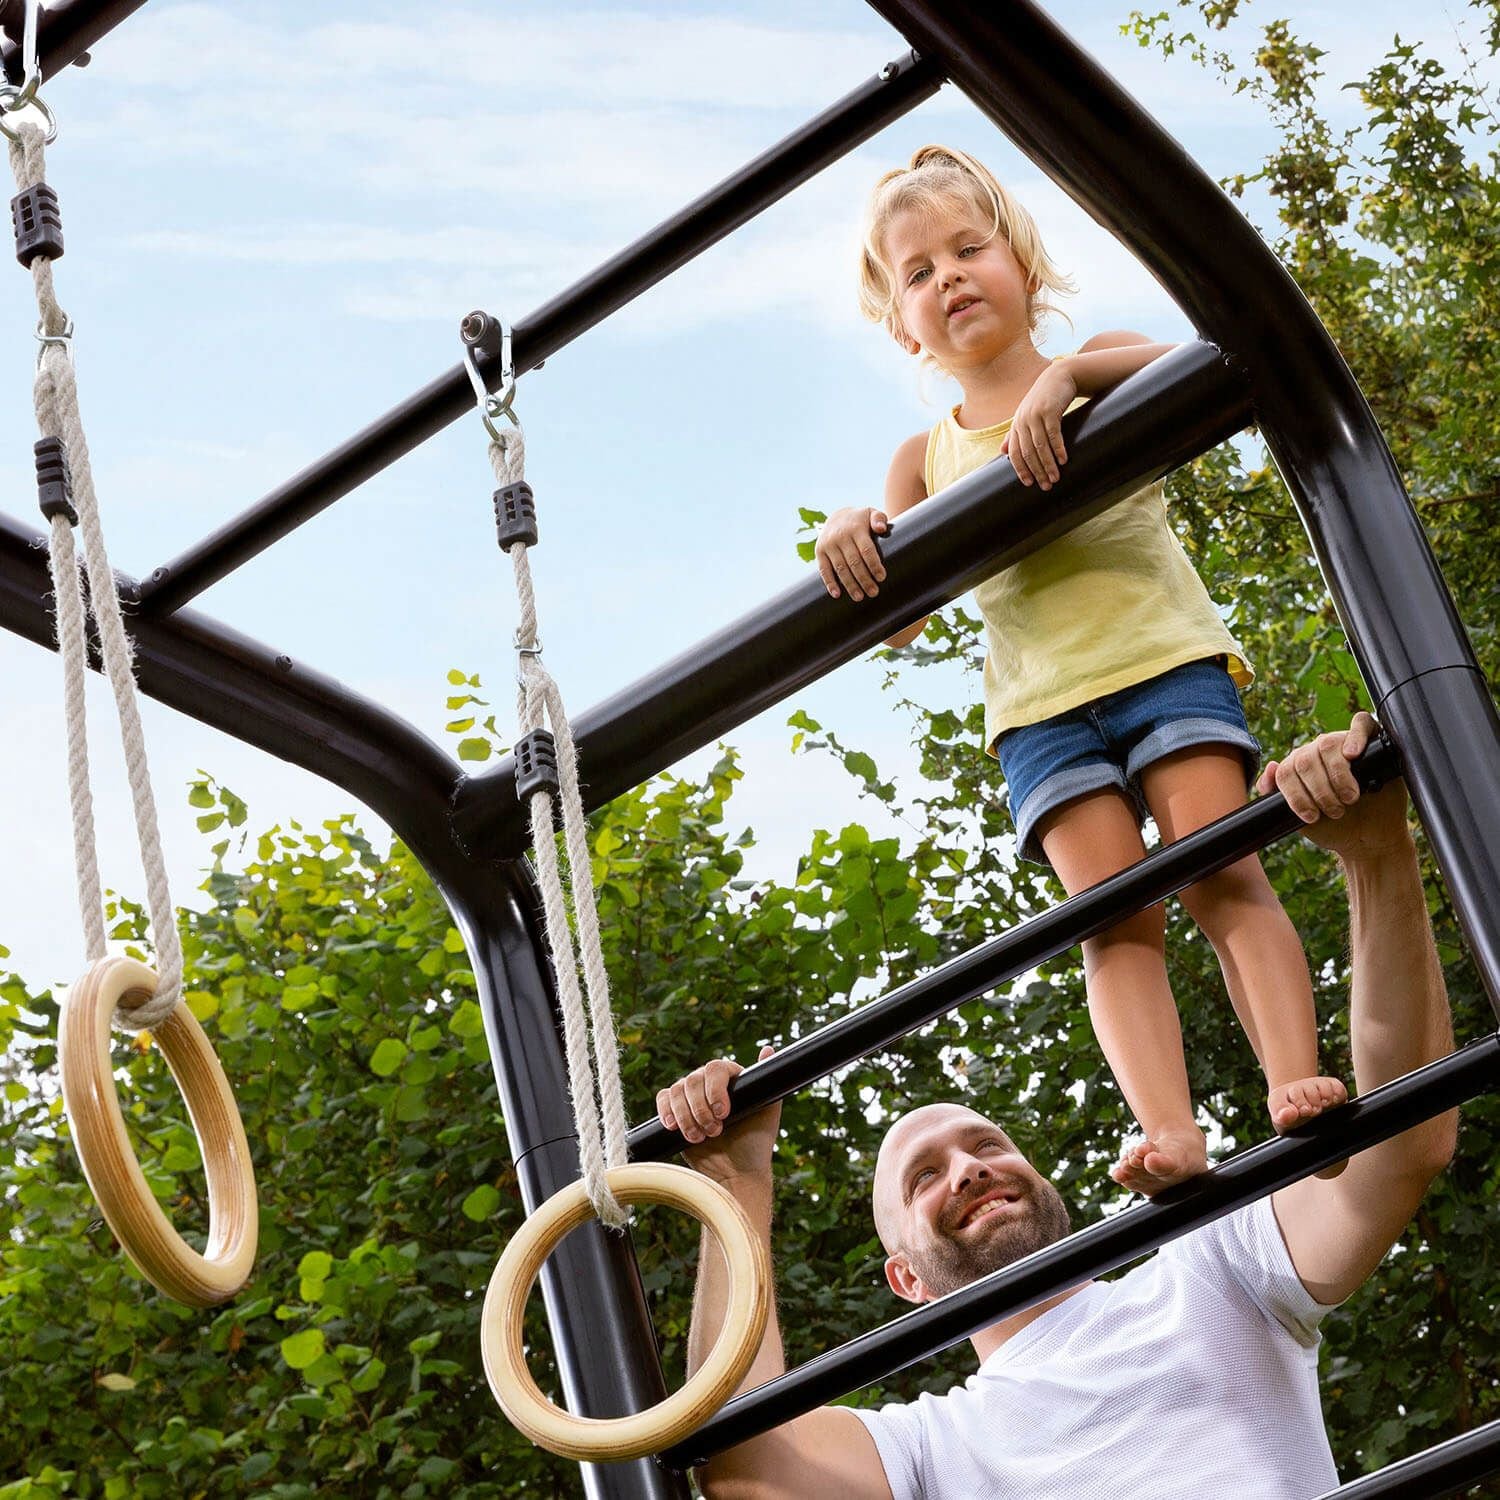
left=481, top=1161, right=770, bottom=1462
left=58, top=956, right=258, bottom=1306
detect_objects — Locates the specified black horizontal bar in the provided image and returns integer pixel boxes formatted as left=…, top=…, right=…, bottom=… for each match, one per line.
left=661, top=1035, right=1500, bottom=1468
left=452, top=341, right=1251, bottom=858
left=629, top=736, right=1400, bottom=1162
left=132, top=51, right=943, bottom=616
left=1317, top=1417, right=1500, bottom=1499
left=0, top=0, right=148, bottom=83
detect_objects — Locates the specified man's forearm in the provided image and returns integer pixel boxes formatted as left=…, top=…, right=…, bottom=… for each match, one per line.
left=689, top=1166, right=785, bottom=1387
left=1344, top=832, right=1458, bottom=1172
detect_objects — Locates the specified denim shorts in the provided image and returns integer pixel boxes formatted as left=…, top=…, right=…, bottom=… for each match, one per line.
left=995, top=658, right=1260, bottom=866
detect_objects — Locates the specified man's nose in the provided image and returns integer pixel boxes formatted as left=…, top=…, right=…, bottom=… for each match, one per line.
left=952, top=1155, right=993, bottom=1191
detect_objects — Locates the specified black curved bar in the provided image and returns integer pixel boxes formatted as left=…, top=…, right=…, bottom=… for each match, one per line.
left=0, top=0, right=149, bottom=83
left=628, top=739, right=1398, bottom=1163
left=660, top=1035, right=1500, bottom=1469
left=131, top=51, right=942, bottom=616
left=0, top=512, right=464, bottom=876
left=0, top=511, right=689, bottom=1499
left=452, top=341, right=1251, bottom=857
left=1314, top=1417, right=1500, bottom=1499
left=864, top=0, right=1500, bottom=1017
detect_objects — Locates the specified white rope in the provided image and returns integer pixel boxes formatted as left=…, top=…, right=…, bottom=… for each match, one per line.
left=491, top=424, right=629, bottom=1228
left=12, top=123, right=180, bottom=1031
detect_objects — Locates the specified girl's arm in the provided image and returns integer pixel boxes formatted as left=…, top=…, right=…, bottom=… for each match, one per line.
left=1004, top=331, right=1177, bottom=490
left=816, top=431, right=931, bottom=649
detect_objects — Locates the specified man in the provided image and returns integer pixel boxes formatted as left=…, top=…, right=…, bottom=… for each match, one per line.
left=656, top=715, right=1458, bottom=1499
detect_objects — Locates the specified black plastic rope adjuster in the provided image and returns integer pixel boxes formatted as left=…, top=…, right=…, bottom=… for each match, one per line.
left=35, top=436, right=75, bottom=524
left=495, top=481, right=538, bottom=552
left=515, top=728, right=560, bottom=802
left=11, top=183, right=62, bottom=267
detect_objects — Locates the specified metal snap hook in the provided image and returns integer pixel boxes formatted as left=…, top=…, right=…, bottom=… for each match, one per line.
left=35, top=312, right=73, bottom=365
left=0, top=0, right=56, bottom=142
left=461, top=313, right=518, bottom=442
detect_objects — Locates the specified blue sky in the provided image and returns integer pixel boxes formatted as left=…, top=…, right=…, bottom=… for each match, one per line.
left=0, top=0, right=1488, bottom=986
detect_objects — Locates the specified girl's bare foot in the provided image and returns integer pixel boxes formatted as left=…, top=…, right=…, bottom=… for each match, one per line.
left=1269, top=1076, right=1350, bottom=1178
left=1268, top=1076, right=1348, bottom=1132
left=1110, top=1125, right=1209, bottom=1196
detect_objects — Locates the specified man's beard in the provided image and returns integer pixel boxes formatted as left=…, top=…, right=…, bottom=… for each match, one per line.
left=907, top=1179, right=1072, bottom=1298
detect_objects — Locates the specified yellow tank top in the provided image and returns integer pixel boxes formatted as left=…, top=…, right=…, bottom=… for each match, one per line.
left=924, top=403, right=1252, bottom=753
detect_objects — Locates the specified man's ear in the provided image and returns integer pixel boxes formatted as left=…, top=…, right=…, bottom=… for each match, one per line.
left=885, top=1253, right=928, bottom=1305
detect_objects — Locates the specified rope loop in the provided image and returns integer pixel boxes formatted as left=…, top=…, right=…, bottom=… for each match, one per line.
left=464, top=315, right=628, bottom=1228
left=12, top=119, right=180, bottom=1031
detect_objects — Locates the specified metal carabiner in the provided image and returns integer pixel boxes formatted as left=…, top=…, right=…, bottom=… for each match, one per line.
left=461, top=314, right=518, bottom=445
left=0, top=0, right=56, bottom=143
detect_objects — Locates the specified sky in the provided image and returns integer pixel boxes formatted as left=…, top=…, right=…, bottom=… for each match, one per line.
left=0, top=0, right=1489, bottom=989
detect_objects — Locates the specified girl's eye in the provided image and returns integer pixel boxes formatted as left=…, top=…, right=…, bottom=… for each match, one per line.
left=958, top=244, right=979, bottom=258
left=907, top=266, right=931, bottom=286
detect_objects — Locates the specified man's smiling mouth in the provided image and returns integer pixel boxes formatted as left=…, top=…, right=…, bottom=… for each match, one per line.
left=959, top=1192, right=1019, bottom=1227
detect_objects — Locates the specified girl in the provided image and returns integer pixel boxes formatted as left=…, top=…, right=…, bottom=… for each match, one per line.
left=817, top=144, right=1344, bottom=1194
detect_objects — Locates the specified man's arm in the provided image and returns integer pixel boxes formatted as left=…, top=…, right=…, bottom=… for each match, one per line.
left=1263, top=714, right=1459, bottom=1304
left=659, top=1057, right=892, bottom=1500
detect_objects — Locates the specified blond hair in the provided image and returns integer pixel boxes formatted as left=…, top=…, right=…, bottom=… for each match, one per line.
left=857, top=144, right=1074, bottom=355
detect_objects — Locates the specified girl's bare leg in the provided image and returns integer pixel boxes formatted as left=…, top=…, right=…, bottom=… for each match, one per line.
left=1037, top=788, right=1208, bottom=1194
left=1139, top=745, right=1348, bottom=1138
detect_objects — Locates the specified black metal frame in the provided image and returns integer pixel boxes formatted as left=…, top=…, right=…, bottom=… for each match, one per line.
left=2, top=2, right=1496, bottom=1496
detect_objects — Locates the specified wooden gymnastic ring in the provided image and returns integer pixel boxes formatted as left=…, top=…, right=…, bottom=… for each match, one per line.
left=481, top=1161, right=771, bottom=1462
left=58, top=956, right=258, bottom=1306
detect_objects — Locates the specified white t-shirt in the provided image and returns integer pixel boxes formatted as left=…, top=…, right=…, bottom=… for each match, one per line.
left=852, top=1196, right=1340, bottom=1500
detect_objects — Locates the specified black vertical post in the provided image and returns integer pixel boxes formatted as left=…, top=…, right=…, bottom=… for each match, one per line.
left=864, top=0, right=1500, bottom=1025
left=445, top=863, right=692, bottom=1500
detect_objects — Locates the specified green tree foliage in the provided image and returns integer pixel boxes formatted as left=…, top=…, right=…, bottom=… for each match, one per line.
left=3, top=10, right=1498, bottom=1495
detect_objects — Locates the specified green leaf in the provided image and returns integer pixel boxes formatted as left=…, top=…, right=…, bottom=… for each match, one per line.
left=297, top=1250, right=333, bottom=1281
left=368, top=1038, right=407, bottom=1077
left=461, top=1184, right=501, bottom=1221
left=279, top=1328, right=325, bottom=1371
left=349, top=1356, right=386, bottom=1393
left=447, top=1002, right=483, bottom=1038
left=457, top=737, right=492, bottom=761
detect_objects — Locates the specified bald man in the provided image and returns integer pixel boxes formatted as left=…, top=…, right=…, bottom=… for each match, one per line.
left=656, top=717, right=1457, bottom=1500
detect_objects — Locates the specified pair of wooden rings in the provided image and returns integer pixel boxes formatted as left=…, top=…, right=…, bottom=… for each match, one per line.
left=57, top=956, right=258, bottom=1306
left=481, top=1162, right=771, bottom=1462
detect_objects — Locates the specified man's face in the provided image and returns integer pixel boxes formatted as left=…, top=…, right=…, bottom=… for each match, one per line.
left=874, top=1104, right=1071, bottom=1302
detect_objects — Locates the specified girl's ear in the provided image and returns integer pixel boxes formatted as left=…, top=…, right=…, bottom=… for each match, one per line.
left=886, top=313, right=921, bottom=358
left=1025, top=273, right=1042, bottom=295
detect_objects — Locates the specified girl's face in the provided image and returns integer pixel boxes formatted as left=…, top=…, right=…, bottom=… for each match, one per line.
left=884, top=203, right=1035, bottom=370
